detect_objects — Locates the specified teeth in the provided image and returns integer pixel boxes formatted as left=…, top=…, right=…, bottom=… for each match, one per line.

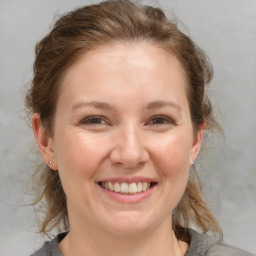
left=108, top=182, right=114, bottom=191
left=114, top=182, right=120, bottom=192
left=142, top=182, right=148, bottom=192
left=128, top=183, right=137, bottom=194
left=120, top=183, right=128, bottom=193
left=101, top=181, right=152, bottom=194
left=137, top=182, right=142, bottom=192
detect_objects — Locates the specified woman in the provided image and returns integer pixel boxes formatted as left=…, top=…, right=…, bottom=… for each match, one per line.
left=26, top=0, right=253, bottom=255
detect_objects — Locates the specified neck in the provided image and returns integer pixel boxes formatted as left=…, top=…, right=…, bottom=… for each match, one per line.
left=59, top=217, right=185, bottom=256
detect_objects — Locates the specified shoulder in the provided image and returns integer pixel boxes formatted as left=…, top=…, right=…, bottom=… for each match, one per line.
left=185, top=229, right=255, bottom=256
left=30, top=233, right=67, bottom=256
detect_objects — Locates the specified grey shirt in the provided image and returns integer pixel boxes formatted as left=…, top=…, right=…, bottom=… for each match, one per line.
left=31, top=229, right=254, bottom=256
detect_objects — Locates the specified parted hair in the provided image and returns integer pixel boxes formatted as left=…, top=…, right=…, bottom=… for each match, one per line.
left=26, top=0, right=222, bottom=240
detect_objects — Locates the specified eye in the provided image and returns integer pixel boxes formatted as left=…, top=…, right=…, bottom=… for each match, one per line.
left=80, top=116, right=108, bottom=125
left=147, top=115, right=174, bottom=125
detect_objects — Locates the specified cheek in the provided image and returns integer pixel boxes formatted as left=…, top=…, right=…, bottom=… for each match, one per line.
left=152, top=134, right=192, bottom=209
left=151, top=133, right=192, bottom=177
left=54, top=130, right=107, bottom=178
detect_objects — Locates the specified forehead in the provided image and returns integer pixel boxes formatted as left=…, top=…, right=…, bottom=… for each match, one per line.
left=58, top=42, right=189, bottom=108
left=61, top=42, right=187, bottom=88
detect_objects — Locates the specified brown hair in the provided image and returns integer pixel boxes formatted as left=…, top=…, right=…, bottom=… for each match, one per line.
left=26, top=0, right=222, bottom=240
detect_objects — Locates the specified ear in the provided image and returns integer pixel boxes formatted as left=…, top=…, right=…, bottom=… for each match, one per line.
left=191, top=122, right=205, bottom=164
left=32, top=113, right=58, bottom=170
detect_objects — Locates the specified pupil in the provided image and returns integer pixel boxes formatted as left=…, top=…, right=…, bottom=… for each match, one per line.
left=91, top=118, right=100, bottom=123
left=154, top=118, right=163, bottom=124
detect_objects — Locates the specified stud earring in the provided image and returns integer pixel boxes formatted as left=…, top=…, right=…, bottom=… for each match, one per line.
left=190, top=160, right=194, bottom=165
left=48, top=160, right=53, bottom=165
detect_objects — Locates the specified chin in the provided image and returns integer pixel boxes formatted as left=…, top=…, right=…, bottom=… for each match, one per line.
left=102, top=211, right=161, bottom=237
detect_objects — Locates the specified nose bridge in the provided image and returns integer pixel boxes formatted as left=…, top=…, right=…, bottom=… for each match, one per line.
left=122, top=122, right=141, bottom=153
left=110, top=122, right=148, bottom=167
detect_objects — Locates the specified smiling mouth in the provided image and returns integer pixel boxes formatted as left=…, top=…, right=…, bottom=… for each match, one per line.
left=98, top=181, right=157, bottom=194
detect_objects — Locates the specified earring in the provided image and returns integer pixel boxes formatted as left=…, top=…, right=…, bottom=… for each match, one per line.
left=190, top=160, right=194, bottom=165
left=48, top=160, right=53, bottom=165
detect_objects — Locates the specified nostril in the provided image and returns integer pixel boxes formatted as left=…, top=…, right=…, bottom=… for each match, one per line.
left=109, top=138, right=149, bottom=168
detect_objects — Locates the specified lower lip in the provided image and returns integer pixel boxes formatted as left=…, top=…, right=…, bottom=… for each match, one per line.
left=98, top=185, right=155, bottom=203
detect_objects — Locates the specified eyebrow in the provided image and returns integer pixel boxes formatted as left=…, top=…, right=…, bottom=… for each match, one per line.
left=71, top=101, right=115, bottom=112
left=146, top=101, right=182, bottom=112
left=71, top=100, right=182, bottom=112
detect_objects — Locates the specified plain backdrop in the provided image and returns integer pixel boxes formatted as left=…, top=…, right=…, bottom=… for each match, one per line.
left=0, top=0, right=255, bottom=255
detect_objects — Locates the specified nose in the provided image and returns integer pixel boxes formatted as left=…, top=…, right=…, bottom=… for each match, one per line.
left=109, top=124, right=149, bottom=169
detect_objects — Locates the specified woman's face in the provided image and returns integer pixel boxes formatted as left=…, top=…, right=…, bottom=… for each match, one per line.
left=45, top=43, right=203, bottom=236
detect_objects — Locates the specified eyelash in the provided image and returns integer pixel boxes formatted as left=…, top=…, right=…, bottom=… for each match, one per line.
left=147, top=115, right=174, bottom=126
left=80, top=116, right=108, bottom=125
left=80, top=115, right=173, bottom=126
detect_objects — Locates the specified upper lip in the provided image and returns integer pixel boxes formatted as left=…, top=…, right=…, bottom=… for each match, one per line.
left=96, top=176, right=158, bottom=184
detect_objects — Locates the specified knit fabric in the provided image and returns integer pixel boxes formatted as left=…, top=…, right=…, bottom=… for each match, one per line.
left=31, top=229, right=254, bottom=256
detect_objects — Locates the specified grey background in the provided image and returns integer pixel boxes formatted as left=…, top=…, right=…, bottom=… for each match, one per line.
left=0, top=0, right=255, bottom=255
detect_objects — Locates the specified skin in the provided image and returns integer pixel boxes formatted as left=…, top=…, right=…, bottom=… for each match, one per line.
left=33, top=43, right=204, bottom=256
